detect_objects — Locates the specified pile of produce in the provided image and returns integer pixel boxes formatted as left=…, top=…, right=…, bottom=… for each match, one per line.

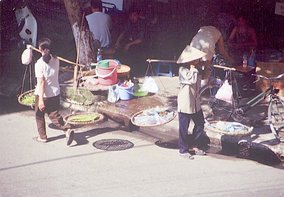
left=120, top=80, right=133, bottom=88
left=65, top=112, right=102, bottom=125
left=132, top=107, right=176, bottom=127
left=205, top=121, right=253, bottom=136
left=18, top=90, right=35, bottom=106
left=61, top=87, right=93, bottom=106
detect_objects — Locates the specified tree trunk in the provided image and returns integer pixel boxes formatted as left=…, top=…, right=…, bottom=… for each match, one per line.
left=63, top=0, right=96, bottom=70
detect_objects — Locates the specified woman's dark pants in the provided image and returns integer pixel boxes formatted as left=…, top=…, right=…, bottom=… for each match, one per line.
left=35, top=95, right=70, bottom=139
left=178, top=110, right=205, bottom=153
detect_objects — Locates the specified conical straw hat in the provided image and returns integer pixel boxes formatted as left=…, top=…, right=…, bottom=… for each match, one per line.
left=176, top=46, right=206, bottom=64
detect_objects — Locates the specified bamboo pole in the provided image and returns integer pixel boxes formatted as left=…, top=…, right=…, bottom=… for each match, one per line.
left=213, top=64, right=236, bottom=71
left=27, top=45, right=86, bottom=67
left=146, top=58, right=177, bottom=63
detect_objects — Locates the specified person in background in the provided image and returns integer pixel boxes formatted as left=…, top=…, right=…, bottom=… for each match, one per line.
left=176, top=46, right=208, bottom=159
left=227, top=16, right=258, bottom=94
left=86, top=0, right=112, bottom=49
left=115, top=8, right=145, bottom=53
left=189, top=25, right=233, bottom=82
left=227, top=15, right=257, bottom=56
left=33, top=38, right=74, bottom=146
left=114, top=7, right=146, bottom=76
left=190, top=26, right=232, bottom=64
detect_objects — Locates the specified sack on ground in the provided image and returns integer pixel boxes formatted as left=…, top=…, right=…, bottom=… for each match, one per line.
left=215, top=80, right=233, bottom=103
left=141, top=77, right=159, bottom=93
left=107, top=85, right=119, bottom=103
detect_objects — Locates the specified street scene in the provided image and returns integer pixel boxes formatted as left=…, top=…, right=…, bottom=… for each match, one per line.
left=1, top=0, right=284, bottom=196
left=0, top=76, right=284, bottom=196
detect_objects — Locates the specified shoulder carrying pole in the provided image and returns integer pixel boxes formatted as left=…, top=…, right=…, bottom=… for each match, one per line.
left=27, top=45, right=86, bottom=67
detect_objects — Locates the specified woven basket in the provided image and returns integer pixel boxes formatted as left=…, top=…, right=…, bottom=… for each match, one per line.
left=205, top=121, right=253, bottom=136
left=64, top=112, right=104, bottom=125
left=117, top=64, right=130, bottom=77
left=18, top=89, right=35, bottom=107
left=131, top=108, right=176, bottom=127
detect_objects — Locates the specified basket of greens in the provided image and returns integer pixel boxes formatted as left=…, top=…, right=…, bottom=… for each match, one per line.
left=18, top=89, right=35, bottom=107
left=64, top=112, right=104, bottom=125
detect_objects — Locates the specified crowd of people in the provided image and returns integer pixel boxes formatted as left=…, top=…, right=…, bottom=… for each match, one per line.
left=84, top=1, right=259, bottom=79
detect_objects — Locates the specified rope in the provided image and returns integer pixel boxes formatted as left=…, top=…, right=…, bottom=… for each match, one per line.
left=144, top=59, right=173, bottom=92
left=29, top=61, right=33, bottom=90
left=20, top=56, right=35, bottom=96
left=20, top=65, right=29, bottom=95
left=144, top=61, right=155, bottom=77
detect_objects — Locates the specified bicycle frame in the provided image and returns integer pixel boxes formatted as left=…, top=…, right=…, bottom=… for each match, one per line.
left=237, top=86, right=273, bottom=114
left=201, top=63, right=284, bottom=141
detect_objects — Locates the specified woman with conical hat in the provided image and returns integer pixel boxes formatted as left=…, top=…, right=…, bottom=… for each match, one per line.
left=176, top=46, right=208, bottom=159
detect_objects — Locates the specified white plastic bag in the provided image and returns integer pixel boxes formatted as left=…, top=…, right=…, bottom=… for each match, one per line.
left=215, top=80, right=233, bottom=104
left=141, top=77, right=159, bottom=93
left=21, top=48, right=33, bottom=65
left=107, top=85, right=120, bottom=103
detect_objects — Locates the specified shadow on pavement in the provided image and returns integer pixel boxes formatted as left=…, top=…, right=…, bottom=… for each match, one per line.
left=70, top=126, right=120, bottom=147
left=0, top=95, right=32, bottom=115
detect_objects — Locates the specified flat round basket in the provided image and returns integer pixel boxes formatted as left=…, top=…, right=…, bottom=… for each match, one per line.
left=205, top=121, right=253, bottom=136
left=131, top=107, right=176, bottom=127
left=64, top=112, right=104, bottom=125
left=18, top=89, right=35, bottom=107
left=117, top=64, right=130, bottom=74
left=117, top=64, right=130, bottom=77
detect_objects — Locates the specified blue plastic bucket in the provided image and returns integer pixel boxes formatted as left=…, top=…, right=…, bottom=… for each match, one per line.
left=117, top=84, right=134, bottom=100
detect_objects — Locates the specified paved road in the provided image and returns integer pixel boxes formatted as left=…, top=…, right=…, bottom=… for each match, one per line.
left=0, top=95, right=284, bottom=197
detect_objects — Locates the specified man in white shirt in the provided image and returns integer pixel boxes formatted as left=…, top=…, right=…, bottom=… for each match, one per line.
left=190, top=26, right=231, bottom=65
left=189, top=26, right=232, bottom=83
left=86, top=0, right=112, bottom=48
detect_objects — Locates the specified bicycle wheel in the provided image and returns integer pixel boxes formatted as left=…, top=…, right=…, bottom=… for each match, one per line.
left=199, top=84, right=234, bottom=122
left=268, top=96, right=284, bottom=140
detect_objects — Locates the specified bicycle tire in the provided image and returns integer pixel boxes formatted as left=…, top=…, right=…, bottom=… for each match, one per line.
left=199, top=84, right=234, bottom=122
left=268, top=96, right=284, bottom=140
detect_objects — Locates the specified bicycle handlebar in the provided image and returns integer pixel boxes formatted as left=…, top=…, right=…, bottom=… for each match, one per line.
left=252, top=73, right=284, bottom=82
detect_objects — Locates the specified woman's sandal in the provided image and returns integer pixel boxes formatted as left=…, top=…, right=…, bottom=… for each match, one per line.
left=193, top=148, right=207, bottom=156
left=33, top=136, right=47, bottom=143
left=66, top=129, right=74, bottom=146
left=179, top=152, right=195, bottom=160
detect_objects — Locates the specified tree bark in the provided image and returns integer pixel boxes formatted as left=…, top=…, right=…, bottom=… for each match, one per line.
left=63, top=0, right=96, bottom=70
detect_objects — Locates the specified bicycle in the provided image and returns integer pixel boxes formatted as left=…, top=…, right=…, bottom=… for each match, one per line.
left=199, top=63, right=242, bottom=121
left=199, top=64, right=284, bottom=142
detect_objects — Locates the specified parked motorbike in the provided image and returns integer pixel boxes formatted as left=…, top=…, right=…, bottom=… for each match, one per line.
left=1, top=0, right=37, bottom=50
left=14, top=0, right=37, bottom=47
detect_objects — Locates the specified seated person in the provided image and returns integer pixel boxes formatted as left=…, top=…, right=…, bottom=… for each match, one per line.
left=114, top=8, right=146, bottom=77
left=227, top=16, right=258, bottom=94
left=86, top=0, right=112, bottom=49
left=227, top=15, right=257, bottom=65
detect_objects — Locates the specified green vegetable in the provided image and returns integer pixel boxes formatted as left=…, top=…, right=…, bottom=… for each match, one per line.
left=62, top=88, right=93, bottom=105
left=68, top=113, right=100, bottom=122
left=21, top=93, right=35, bottom=106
